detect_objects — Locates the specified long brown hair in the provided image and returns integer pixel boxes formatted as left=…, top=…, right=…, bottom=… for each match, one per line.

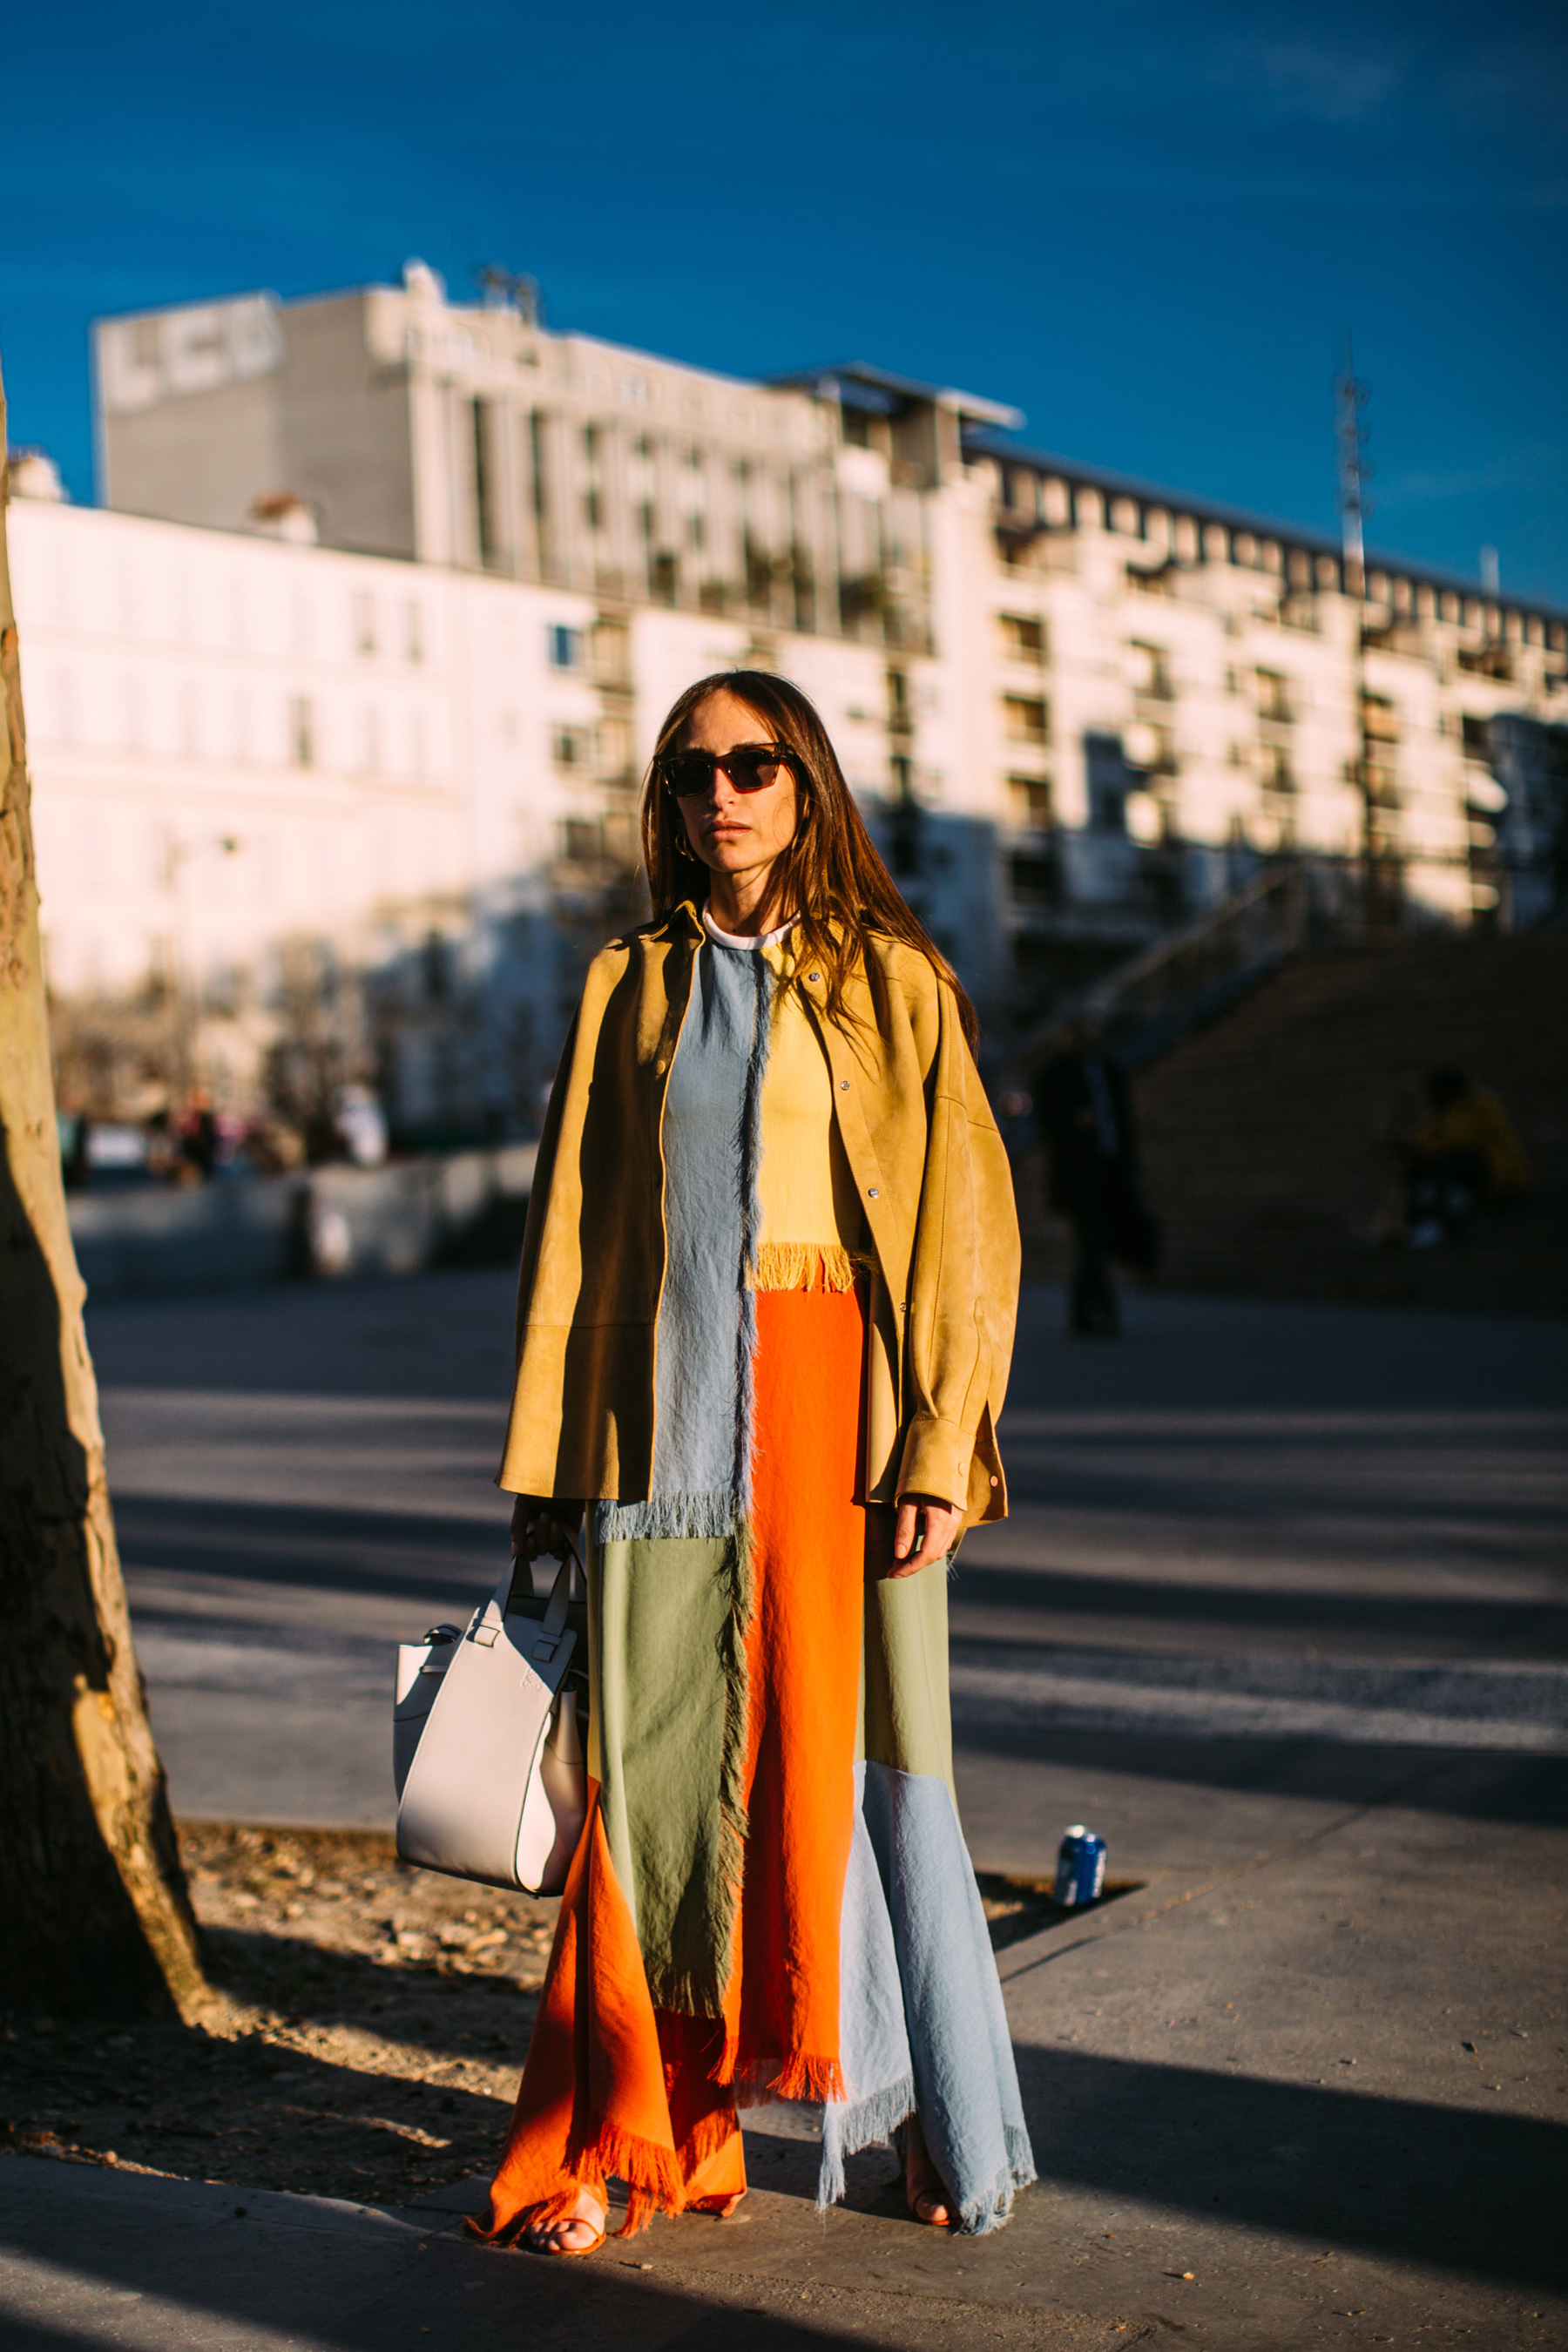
left=639, top=670, right=979, bottom=1051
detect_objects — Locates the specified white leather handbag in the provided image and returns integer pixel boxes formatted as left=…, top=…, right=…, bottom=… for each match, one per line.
left=393, top=1550, right=588, bottom=1895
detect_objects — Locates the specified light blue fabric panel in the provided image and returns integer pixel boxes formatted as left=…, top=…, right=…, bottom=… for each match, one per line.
left=601, top=937, right=771, bottom=1538
left=818, top=1767, right=915, bottom=2207
left=860, top=1759, right=1037, bottom=2235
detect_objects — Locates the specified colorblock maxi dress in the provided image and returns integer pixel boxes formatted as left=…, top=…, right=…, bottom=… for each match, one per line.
left=479, top=913, right=1035, bottom=2240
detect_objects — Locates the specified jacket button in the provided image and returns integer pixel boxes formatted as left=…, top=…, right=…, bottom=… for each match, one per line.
left=868, top=1186, right=879, bottom=1199
left=990, top=1474, right=999, bottom=1487
left=840, top=1078, right=849, bottom=1091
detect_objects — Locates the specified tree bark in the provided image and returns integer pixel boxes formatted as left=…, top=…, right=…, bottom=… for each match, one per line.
left=0, top=367, right=208, bottom=2019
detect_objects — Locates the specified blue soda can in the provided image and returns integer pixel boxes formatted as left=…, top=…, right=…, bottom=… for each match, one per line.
left=1054, top=1825, right=1106, bottom=1908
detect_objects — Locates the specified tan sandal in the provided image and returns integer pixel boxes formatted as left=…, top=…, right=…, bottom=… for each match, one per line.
left=523, top=2191, right=608, bottom=2258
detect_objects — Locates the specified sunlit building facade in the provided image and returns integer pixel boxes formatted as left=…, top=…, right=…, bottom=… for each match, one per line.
left=10, top=262, right=1566, bottom=1128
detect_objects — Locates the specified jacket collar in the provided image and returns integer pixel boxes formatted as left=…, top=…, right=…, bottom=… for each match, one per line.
left=638, top=896, right=706, bottom=945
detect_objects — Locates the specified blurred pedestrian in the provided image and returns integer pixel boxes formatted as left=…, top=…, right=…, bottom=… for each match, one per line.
left=1405, top=1065, right=1530, bottom=1247
left=1036, top=1016, right=1157, bottom=1336
left=179, top=1088, right=220, bottom=1182
left=478, top=672, right=1032, bottom=2256
left=331, top=1083, right=389, bottom=1167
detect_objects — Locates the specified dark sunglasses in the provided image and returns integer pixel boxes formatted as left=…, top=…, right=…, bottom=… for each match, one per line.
left=659, top=744, right=801, bottom=797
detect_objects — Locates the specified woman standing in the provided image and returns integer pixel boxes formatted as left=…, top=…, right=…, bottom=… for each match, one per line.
left=479, top=672, right=1033, bottom=2254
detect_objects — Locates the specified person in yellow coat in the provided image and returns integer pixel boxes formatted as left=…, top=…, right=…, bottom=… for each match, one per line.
left=1406, top=1065, right=1531, bottom=1246
left=476, top=671, right=1034, bottom=2258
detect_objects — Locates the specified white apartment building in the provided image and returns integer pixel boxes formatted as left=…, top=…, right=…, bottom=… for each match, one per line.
left=11, top=261, right=1565, bottom=1132
left=8, top=473, right=928, bottom=1129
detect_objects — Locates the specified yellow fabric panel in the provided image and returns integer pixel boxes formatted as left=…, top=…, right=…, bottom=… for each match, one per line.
left=755, top=954, right=865, bottom=1267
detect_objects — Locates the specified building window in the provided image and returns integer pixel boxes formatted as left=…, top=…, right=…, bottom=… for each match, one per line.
left=1258, top=740, right=1294, bottom=790
left=1129, top=642, right=1173, bottom=700
left=563, top=817, right=602, bottom=862
left=353, top=591, right=377, bottom=656
left=650, top=551, right=679, bottom=605
left=551, top=725, right=591, bottom=770
left=591, top=618, right=630, bottom=683
left=548, top=625, right=584, bottom=671
left=1003, top=693, right=1048, bottom=747
left=1361, top=693, right=1398, bottom=743
left=404, top=602, right=424, bottom=664
left=1255, top=668, right=1292, bottom=722
left=597, top=717, right=632, bottom=779
left=1125, top=720, right=1177, bottom=775
left=287, top=695, right=314, bottom=768
left=998, top=612, right=1045, bottom=659
left=1008, top=775, right=1053, bottom=830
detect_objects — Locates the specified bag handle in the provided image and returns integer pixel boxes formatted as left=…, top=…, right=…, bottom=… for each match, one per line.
left=539, top=1546, right=577, bottom=1638
left=504, top=1533, right=583, bottom=1625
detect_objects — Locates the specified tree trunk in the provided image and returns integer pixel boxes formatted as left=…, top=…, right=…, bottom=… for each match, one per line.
left=0, top=367, right=208, bottom=2019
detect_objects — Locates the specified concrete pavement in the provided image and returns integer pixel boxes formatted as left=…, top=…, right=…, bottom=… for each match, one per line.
left=11, top=1271, right=1562, bottom=2345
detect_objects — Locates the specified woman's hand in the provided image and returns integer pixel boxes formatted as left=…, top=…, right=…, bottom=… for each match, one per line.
left=510, top=1495, right=585, bottom=1565
left=889, top=1494, right=963, bottom=1578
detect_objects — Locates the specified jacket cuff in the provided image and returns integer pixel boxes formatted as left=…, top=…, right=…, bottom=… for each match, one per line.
left=895, top=1416, right=975, bottom=1513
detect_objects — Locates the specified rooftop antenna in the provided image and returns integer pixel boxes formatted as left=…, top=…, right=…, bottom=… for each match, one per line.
left=1335, top=334, right=1372, bottom=573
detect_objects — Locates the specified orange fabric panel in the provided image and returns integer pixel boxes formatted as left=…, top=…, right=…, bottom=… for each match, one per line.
left=480, top=1281, right=868, bottom=2234
left=477, top=1792, right=742, bottom=2239
left=723, top=1283, right=867, bottom=2099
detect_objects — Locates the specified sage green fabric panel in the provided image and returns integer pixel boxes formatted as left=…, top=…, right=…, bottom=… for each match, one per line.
left=589, top=1531, right=736, bottom=2014
left=859, top=1507, right=957, bottom=1807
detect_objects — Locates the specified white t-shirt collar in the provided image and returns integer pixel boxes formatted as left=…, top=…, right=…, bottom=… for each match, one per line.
left=701, top=904, right=797, bottom=951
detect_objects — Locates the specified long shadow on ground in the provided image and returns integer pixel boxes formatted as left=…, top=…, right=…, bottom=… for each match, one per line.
left=1012, top=2041, right=1568, bottom=2293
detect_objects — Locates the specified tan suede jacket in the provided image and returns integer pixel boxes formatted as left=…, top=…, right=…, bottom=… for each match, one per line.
left=497, top=902, right=1018, bottom=1527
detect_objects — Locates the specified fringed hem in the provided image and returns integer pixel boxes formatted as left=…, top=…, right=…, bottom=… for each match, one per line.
left=816, top=2072, right=916, bottom=2210
left=750, top=1240, right=868, bottom=1294
left=567, top=2120, right=686, bottom=2238
left=594, top=1492, right=736, bottom=1543
left=720, top=2050, right=846, bottom=2104
left=952, top=2127, right=1037, bottom=2238
left=470, top=2104, right=747, bottom=2247
left=644, top=1963, right=725, bottom=2018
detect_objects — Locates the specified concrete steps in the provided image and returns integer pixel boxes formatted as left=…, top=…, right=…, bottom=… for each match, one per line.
left=1015, top=930, right=1568, bottom=1314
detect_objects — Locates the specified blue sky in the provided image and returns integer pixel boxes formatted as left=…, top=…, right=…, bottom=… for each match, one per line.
left=4, top=0, right=1565, bottom=601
